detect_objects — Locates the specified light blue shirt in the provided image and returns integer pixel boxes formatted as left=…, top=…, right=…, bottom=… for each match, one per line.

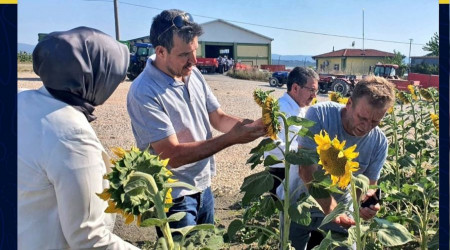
left=127, top=55, right=221, bottom=198
left=278, top=101, right=387, bottom=209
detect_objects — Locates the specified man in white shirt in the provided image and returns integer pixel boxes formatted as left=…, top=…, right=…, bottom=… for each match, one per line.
left=265, top=66, right=319, bottom=195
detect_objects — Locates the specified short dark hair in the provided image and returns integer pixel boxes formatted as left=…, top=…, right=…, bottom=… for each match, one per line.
left=150, top=9, right=203, bottom=53
left=351, top=75, right=395, bottom=109
left=287, top=66, right=319, bottom=92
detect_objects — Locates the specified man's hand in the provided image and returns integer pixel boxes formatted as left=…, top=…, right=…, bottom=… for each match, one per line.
left=333, top=214, right=355, bottom=228
left=359, top=189, right=381, bottom=220
left=226, top=118, right=265, bottom=144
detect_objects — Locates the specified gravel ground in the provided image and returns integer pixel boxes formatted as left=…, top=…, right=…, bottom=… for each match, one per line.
left=18, top=70, right=328, bottom=247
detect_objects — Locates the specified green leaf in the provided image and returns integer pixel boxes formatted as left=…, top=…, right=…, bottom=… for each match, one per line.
left=309, top=183, right=331, bottom=199
left=319, top=202, right=346, bottom=228
left=428, top=229, right=439, bottom=250
left=260, top=195, right=277, bottom=217
left=250, top=138, right=279, bottom=154
left=374, top=218, right=414, bottom=247
left=286, top=116, right=316, bottom=128
left=140, top=217, right=166, bottom=227
left=312, top=231, right=349, bottom=250
left=288, top=201, right=312, bottom=226
left=297, top=127, right=314, bottom=139
left=263, top=154, right=283, bottom=166
left=227, top=219, right=244, bottom=239
left=171, top=224, right=215, bottom=237
left=123, top=178, right=148, bottom=193
left=167, top=212, right=186, bottom=222
left=353, top=174, right=370, bottom=195
left=285, top=148, right=319, bottom=166
left=240, top=171, right=273, bottom=205
left=246, top=152, right=263, bottom=169
left=405, top=142, right=420, bottom=154
left=164, top=181, right=200, bottom=192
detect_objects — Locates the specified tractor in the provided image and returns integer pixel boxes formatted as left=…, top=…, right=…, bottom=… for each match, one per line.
left=268, top=71, right=289, bottom=87
left=127, top=43, right=155, bottom=80
left=318, top=74, right=358, bottom=96
left=373, top=64, right=419, bottom=91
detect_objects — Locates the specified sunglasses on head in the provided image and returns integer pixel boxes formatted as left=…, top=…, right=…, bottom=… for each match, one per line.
left=157, top=12, right=194, bottom=41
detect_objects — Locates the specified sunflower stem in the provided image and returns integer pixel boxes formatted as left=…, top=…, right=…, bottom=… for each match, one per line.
left=350, top=176, right=362, bottom=250
left=390, top=109, right=401, bottom=212
left=279, top=112, right=291, bottom=250
left=131, top=172, right=174, bottom=250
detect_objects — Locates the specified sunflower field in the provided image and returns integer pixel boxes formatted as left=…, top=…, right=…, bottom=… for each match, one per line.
left=229, top=86, right=439, bottom=250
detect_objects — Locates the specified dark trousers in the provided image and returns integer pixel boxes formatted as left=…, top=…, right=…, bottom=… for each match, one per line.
left=268, top=167, right=285, bottom=196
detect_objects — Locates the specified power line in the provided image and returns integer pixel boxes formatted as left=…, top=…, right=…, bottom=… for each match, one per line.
left=84, top=0, right=426, bottom=46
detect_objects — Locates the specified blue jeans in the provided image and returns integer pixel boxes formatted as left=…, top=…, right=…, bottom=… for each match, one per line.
left=156, top=187, right=214, bottom=237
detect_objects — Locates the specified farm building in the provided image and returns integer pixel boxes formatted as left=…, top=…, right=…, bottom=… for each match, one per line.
left=127, top=19, right=273, bottom=67
left=312, top=49, right=397, bottom=75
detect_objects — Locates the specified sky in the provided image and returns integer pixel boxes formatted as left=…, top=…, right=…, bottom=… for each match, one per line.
left=18, top=0, right=438, bottom=57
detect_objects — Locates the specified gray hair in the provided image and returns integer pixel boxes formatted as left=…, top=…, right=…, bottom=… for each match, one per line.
left=287, top=66, right=319, bottom=92
left=150, top=9, right=203, bottom=53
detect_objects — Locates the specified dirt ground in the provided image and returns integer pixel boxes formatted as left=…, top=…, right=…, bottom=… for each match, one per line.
left=18, top=68, right=328, bottom=248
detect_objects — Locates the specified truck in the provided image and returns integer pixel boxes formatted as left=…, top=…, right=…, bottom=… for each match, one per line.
left=196, top=58, right=218, bottom=74
left=127, top=43, right=155, bottom=80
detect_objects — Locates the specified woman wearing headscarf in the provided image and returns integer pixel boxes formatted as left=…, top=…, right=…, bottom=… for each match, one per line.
left=18, top=27, right=139, bottom=250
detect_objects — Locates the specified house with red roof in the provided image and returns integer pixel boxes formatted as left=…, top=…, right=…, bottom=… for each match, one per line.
left=312, top=49, right=396, bottom=75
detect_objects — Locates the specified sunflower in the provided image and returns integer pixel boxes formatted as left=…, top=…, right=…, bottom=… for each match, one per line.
left=419, top=88, right=433, bottom=101
left=407, top=85, right=418, bottom=100
left=430, top=113, right=439, bottom=131
left=314, top=130, right=359, bottom=189
left=387, top=106, right=394, bottom=114
left=338, top=97, right=348, bottom=105
left=328, top=92, right=341, bottom=103
left=397, top=91, right=410, bottom=104
left=253, top=88, right=274, bottom=107
left=262, top=96, right=281, bottom=140
left=98, top=147, right=176, bottom=227
left=311, top=97, right=318, bottom=105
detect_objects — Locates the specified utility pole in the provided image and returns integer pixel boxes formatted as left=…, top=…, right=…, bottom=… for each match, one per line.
left=408, top=38, right=413, bottom=72
left=114, top=0, right=120, bottom=40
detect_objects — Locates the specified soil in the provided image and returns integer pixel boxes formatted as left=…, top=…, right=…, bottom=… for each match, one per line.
left=18, top=70, right=328, bottom=248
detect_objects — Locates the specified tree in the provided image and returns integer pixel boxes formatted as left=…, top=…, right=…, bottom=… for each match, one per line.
left=383, top=50, right=408, bottom=76
left=422, top=32, right=439, bottom=56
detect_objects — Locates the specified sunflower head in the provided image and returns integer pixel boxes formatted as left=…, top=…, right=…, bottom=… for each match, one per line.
left=397, top=91, right=410, bottom=104
left=262, top=96, right=281, bottom=140
left=419, top=88, right=433, bottom=102
left=407, top=85, right=418, bottom=100
left=98, top=147, right=175, bottom=226
left=430, top=113, right=439, bottom=131
left=253, top=89, right=275, bottom=107
left=328, top=92, right=341, bottom=102
left=314, top=130, right=359, bottom=189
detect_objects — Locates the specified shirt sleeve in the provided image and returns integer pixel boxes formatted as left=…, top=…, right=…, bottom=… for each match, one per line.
left=127, top=87, right=175, bottom=148
left=46, top=129, right=140, bottom=250
left=298, top=106, right=321, bottom=150
left=364, top=132, right=388, bottom=181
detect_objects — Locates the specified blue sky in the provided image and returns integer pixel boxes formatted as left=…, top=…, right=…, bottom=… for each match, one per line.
left=18, top=0, right=437, bottom=56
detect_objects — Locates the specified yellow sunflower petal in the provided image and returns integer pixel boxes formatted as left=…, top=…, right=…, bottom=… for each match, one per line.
left=97, top=189, right=111, bottom=201
left=136, top=214, right=142, bottom=227
left=343, top=144, right=359, bottom=159
left=124, top=213, right=135, bottom=224
left=111, top=147, right=126, bottom=159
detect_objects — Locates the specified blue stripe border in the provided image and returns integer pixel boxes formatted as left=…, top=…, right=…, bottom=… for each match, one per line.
left=0, top=4, right=17, bottom=250
left=439, top=3, right=449, bottom=250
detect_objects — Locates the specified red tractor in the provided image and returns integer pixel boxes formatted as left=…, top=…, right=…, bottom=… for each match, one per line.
left=318, top=74, right=358, bottom=96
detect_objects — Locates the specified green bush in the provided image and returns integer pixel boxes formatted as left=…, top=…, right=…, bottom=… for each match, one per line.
left=411, top=62, right=439, bottom=75
left=18, top=51, right=33, bottom=62
left=227, top=69, right=271, bottom=82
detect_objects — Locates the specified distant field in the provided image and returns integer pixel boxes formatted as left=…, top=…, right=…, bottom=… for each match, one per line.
left=18, top=62, right=33, bottom=72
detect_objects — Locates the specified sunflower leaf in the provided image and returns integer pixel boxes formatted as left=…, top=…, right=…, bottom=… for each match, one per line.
left=353, top=174, right=369, bottom=194
left=140, top=217, right=166, bottom=227
left=285, top=148, right=319, bottom=166
left=250, top=138, right=279, bottom=154
left=227, top=219, right=244, bottom=240
left=263, top=154, right=283, bottom=166
left=286, top=116, right=316, bottom=128
left=319, top=201, right=346, bottom=228
left=373, top=218, right=414, bottom=246
left=164, top=181, right=200, bottom=192
left=240, top=171, right=273, bottom=205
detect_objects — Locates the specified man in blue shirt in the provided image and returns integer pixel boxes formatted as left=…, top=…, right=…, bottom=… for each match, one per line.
left=281, top=76, right=395, bottom=249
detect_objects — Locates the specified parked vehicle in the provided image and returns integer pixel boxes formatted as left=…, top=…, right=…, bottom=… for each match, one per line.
left=269, top=71, right=289, bottom=87
left=373, top=64, right=420, bottom=91
left=196, top=58, right=219, bottom=74
left=127, top=43, right=154, bottom=80
left=318, top=74, right=358, bottom=96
